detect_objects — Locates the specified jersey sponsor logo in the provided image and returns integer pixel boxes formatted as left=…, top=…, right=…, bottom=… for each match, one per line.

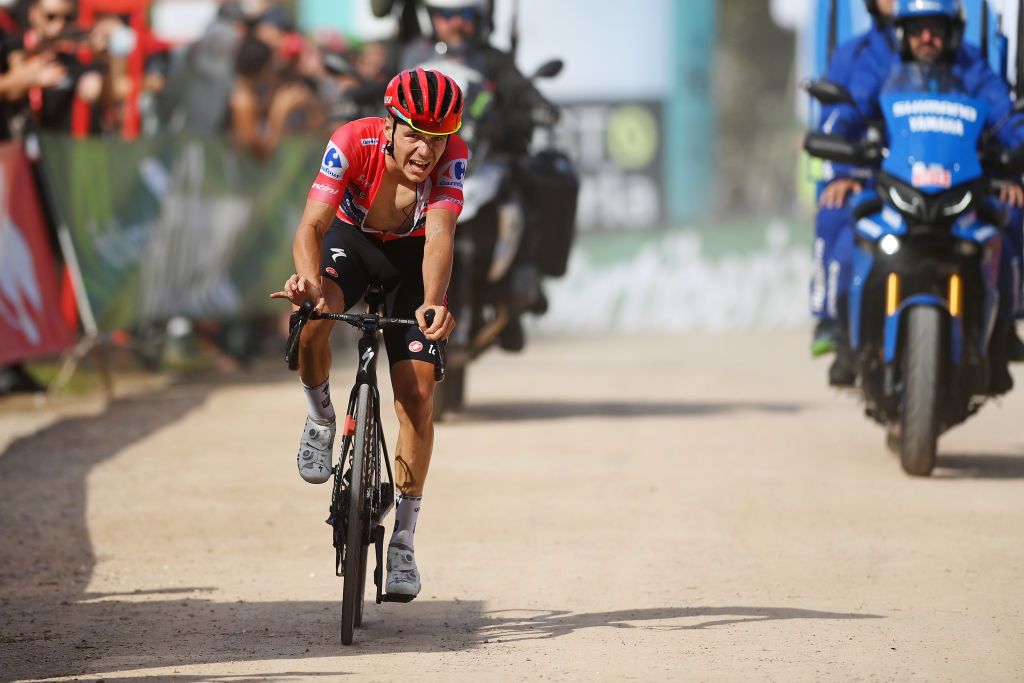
left=440, top=196, right=464, bottom=207
left=438, top=158, right=468, bottom=182
left=321, top=141, right=348, bottom=180
left=312, top=182, right=338, bottom=195
left=408, top=340, right=423, bottom=353
left=325, top=266, right=339, bottom=277
left=330, top=248, right=347, bottom=261
left=340, top=189, right=369, bottom=226
left=360, top=138, right=379, bottom=146
left=437, top=157, right=468, bottom=189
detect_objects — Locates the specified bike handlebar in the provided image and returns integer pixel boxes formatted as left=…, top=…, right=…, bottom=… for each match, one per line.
left=284, top=301, right=435, bottom=371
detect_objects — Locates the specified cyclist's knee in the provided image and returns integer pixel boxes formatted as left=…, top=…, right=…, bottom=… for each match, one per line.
left=393, top=379, right=434, bottom=424
left=299, top=318, right=332, bottom=349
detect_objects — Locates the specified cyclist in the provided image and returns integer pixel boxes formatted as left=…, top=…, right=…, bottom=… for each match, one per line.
left=824, top=0, right=1024, bottom=393
left=812, top=0, right=897, bottom=385
left=270, top=67, right=468, bottom=598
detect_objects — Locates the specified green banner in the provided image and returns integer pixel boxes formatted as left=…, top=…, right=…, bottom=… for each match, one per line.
left=39, top=134, right=323, bottom=332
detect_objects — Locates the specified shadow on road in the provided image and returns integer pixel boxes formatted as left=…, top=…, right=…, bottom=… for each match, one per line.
left=933, top=452, right=1024, bottom=479
left=453, top=400, right=802, bottom=422
left=0, top=384, right=212, bottom=680
left=2, top=596, right=882, bottom=679
left=478, top=606, right=884, bottom=641
left=0, top=385, right=211, bottom=599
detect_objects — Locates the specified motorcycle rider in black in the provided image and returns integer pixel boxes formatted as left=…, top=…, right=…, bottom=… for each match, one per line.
left=396, top=0, right=559, bottom=350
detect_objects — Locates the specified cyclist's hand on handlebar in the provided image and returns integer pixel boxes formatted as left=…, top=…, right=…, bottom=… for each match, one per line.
left=417, top=304, right=455, bottom=341
left=998, top=182, right=1024, bottom=208
left=269, top=274, right=325, bottom=311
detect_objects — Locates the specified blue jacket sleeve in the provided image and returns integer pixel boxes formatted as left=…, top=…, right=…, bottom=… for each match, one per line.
left=959, top=45, right=1024, bottom=150
left=817, top=30, right=893, bottom=140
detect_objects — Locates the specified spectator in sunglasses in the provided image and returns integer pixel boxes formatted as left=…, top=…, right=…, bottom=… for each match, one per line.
left=7, top=0, right=101, bottom=134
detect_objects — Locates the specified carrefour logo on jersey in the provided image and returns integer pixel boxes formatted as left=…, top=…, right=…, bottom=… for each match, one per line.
left=321, top=141, right=348, bottom=180
left=438, top=158, right=468, bottom=188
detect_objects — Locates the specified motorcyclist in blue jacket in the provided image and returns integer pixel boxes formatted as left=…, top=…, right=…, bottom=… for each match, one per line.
left=811, top=0, right=898, bottom=383
left=824, top=0, right=1024, bottom=393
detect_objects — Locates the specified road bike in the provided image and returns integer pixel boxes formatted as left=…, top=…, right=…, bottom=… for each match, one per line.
left=285, top=288, right=426, bottom=645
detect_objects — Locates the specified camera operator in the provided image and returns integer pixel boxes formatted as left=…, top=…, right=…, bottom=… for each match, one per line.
left=5, top=0, right=100, bottom=135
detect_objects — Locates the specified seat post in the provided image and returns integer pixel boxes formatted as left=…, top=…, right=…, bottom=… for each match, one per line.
left=365, top=286, right=385, bottom=314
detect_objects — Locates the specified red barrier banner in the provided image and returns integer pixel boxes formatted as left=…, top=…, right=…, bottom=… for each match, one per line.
left=0, top=143, right=74, bottom=365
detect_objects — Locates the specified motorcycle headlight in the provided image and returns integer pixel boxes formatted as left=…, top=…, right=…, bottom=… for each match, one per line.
left=879, top=234, right=901, bottom=255
left=887, top=184, right=923, bottom=218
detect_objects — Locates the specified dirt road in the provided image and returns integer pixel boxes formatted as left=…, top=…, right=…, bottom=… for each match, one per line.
left=2, top=332, right=1022, bottom=681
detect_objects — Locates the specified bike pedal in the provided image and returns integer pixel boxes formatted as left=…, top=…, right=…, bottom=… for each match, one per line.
left=380, top=593, right=416, bottom=603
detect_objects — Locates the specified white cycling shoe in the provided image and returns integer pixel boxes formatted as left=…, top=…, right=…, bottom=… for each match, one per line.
left=386, top=530, right=421, bottom=597
left=297, top=416, right=335, bottom=484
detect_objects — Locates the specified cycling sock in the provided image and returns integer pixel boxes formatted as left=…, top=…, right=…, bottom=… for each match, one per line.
left=301, top=378, right=336, bottom=424
left=393, top=494, right=422, bottom=549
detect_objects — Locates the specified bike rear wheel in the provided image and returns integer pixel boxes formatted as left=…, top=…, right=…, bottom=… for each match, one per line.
left=341, top=384, right=373, bottom=644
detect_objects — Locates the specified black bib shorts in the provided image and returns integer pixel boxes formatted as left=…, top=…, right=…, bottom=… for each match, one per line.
left=319, top=218, right=445, bottom=376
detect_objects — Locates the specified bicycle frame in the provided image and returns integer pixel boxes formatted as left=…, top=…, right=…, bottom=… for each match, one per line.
left=285, top=292, right=425, bottom=612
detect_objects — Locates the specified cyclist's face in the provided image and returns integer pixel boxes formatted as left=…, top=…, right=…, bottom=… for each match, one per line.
left=388, top=120, right=448, bottom=183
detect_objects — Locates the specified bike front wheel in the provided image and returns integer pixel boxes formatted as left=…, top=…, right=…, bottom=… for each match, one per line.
left=341, top=383, right=373, bottom=644
left=900, top=306, right=943, bottom=476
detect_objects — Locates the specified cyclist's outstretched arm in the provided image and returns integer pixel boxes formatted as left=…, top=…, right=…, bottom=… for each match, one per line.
left=419, top=207, right=457, bottom=340
left=270, top=198, right=336, bottom=308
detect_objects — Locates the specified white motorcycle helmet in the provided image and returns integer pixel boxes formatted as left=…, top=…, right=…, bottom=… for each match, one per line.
left=423, top=0, right=484, bottom=9
left=421, top=0, right=491, bottom=42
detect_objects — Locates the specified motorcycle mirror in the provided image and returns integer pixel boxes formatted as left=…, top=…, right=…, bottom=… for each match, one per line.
left=804, top=132, right=873, bottom=165
left=532, top=59, right=564, bottom=79
left=803, top=79, right=855, bottom=106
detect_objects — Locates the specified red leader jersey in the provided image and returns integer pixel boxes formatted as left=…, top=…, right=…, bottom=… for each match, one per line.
left=307, top=117, right=469, bottom=240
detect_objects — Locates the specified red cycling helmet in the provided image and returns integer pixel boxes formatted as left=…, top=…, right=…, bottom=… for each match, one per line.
left=384, top=68, right=464, bottom=136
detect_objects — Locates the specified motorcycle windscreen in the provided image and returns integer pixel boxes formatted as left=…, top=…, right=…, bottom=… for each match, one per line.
left=879, top=65, right=989, bottom=194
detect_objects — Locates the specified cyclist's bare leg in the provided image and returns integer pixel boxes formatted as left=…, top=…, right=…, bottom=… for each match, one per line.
left=297, top=278, right=345, bottom=387
left=389, top=359, right=437, bottom=497
left=293, top=280, right=346, bottom=484
left=386, top=358, right=434, bottom=595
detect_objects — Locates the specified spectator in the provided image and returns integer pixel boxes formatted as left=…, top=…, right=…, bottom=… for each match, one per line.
left=8, top=0, right=101, bottom=134
left=86, top=12, right=136, bottom=134
left=229, top=32, right=321, bottom=159
left=0, top=0, right=64, bottom=140
left=157, top=2, right=245, bottom=135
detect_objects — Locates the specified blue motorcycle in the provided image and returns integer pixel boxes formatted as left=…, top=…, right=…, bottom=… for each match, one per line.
left=805, top=63, right=1023, bottom=476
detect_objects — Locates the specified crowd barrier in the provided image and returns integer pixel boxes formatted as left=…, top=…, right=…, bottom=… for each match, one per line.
left=44, top=133, right=323, bottom=330
left=0, top=143, right=75, bottom=365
